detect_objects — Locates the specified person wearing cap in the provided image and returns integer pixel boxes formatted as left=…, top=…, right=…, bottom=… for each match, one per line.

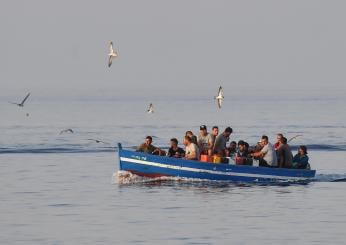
left=197, top=125, right=213, bottom=156
left=183, top=135, right=200, bottom=160
left=250, top=135, right=277, bottom=167
left=213, top=127, right=233, bottom=157
left=292, top=145, right=310, bottom=169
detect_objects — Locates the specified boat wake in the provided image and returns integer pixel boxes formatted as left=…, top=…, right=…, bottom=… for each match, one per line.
left=114, top=170, right=212, bottom=185
left=314, top=173, right=346, bottom=182
left=114, top=171, right=346, bottom=185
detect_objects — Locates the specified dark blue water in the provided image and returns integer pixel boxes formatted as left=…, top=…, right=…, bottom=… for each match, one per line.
left=1, top=94, right=346, bottom=244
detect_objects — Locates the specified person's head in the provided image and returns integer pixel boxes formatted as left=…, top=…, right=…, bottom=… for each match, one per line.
left=224, top=127, right=233, bottom=137
left=276, top=133, right=284, bottom=143
left=298, top=145, right=307, bottom=155
left=183, top=135, right=192, bottom=146
left=185, top=131, right=194, bottom=137
left=200, top=125, right=207, bottom=136
left=238, top=140, right=245, bottom=152
left=170, top=138, right=178, bottom=148
left=280, top=137, right=287, bottom=145
left=211, top=126, right=219, bottom=136
left=145, top=136, right=153, bottom=146
left=244, top=142, right=249, bottom=151
left=229, top=141, right=237, bottom=150
left=260, top=135, right=269, bottom=146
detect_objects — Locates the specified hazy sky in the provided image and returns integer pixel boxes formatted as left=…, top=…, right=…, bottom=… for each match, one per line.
left=1, top=0, right=346, bottom=97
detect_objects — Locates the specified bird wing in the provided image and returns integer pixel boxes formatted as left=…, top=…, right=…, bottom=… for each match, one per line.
left=217, top=98, right=222, bottom=109
left=218, top=86, right=224, bottom=97
left=148, top=103, right=153, bottom=112
left=20, top=93, right=31, bottom=105
left=108, top=56, right=113, bottom=67
left=109, top=42, right=114, bottom=53
left=9, top=101, right=20, bottom=106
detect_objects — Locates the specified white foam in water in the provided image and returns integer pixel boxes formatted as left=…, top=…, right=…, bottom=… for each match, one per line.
left=114, top=170, right=216, bottom=184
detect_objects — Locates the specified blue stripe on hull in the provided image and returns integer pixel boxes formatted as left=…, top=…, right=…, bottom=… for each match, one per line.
left=118, top=149, right=316, bottom=183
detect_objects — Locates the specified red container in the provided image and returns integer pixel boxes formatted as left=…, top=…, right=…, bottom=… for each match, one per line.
left=200, top=154, right=210, bottom=162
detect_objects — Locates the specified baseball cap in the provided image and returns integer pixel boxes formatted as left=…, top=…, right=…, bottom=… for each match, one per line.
left=200, top=125, right=207, bottom=130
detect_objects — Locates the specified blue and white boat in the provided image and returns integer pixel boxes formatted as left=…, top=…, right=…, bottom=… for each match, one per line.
left=117, top=144, right=316, bottom=184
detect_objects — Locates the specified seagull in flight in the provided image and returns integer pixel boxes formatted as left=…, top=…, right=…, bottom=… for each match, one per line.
left=87, top=139, right=110, bottom=144
left=214, top=86, right=224, bottom=109
left=147, top=103, right=154, bottom=113
left=59, top=128, right=74, bottom=135
left=9, top=93, right=31, bottom=107
left=108, top=41, right=118, bottom=67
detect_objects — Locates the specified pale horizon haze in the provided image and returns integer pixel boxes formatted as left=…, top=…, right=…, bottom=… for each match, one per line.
left=1, top=0, right=346, bottom=98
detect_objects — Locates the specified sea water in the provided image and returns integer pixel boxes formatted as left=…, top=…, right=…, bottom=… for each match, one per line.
left=1, top=90, right=346, bottom=244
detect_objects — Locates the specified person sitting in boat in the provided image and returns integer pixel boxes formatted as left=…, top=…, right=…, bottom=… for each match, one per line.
left=136, top=136, right=164, bottom=155
left=197, top=125, right=213, bottom=156
left=228, top=141, right=237, bottom=156
left=250, top=135, right=278, bottom=168
left=292, top=145, right=310, bottom=169
left=277, top=137, right=293, bottom=168
left=274, top=133, right=284, bottom=151
left=167, top=138, right=185, bottom=158
left=213, top=127, right=233, bottom=157
left=183, top=135, right=200, bottom=160
left=235, top=140, right=253, bottom=165
left=185, top=131, right=198, bottom=145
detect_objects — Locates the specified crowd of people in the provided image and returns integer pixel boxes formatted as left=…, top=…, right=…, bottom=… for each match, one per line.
left=136, top=126, right=310, bottom=169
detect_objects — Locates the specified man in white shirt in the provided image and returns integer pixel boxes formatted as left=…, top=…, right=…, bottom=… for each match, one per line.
left=251, top=135, right=278, bottom=167
left=197, top=125, right=213, bottom=155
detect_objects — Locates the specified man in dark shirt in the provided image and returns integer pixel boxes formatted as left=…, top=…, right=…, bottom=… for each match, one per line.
left=277, top=137, right=293, bottom=168
left=213, top=127, right=233, bottom=156
left=167, top=138, right=185, bottom=158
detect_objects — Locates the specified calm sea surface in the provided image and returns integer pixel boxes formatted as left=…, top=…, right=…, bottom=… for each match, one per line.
left=1, top=92, right=346, bottom=244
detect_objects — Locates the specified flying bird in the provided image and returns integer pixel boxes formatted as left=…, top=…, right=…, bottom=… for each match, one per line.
left=108, top=41, right=118, bottom=67
left=214, top=86, right=224, bottom=109
left=87, top=139, right=110, bottom=144
left=59, top=129, right=74, bottom=134
left=9, top=93, right=31, bottom=107
left=147, top=103, right=154, bottom=113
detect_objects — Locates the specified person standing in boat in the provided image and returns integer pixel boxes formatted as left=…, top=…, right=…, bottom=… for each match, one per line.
left=210, top=126, right=219, bottom=149
left=185, top=131, right=198, bottom=145
left=136, top=136, right=164, bottom=155
left=197, top=125, right=213, bottom=156
left=274, top=133, right=284, bottom=151
left=183, top=135, right=200, bottom=160
left=213, top=127, right=233, bottom=157
left=250, top=135, right=278, bottom=167
left=167, top=138, right=185, bottom=158
left=277, top=137, right=293, bottom=168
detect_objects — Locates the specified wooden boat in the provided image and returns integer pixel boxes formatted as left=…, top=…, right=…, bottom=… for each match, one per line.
left=117, top=144, right=316, bottom=184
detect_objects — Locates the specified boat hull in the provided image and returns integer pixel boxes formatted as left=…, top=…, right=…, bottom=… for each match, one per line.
left=118, top=149, right=316, bottom=184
